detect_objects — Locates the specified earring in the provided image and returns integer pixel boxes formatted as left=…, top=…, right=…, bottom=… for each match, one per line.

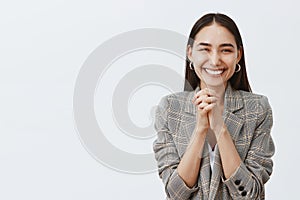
left=189, top=62, right=194, bottom=70
left=235, top=64, right=241, bottom=73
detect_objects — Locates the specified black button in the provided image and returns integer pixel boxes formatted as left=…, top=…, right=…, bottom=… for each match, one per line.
left=238, top=186, right=244, bottom=191
left=241, top=191, right=247, bottom=196
left=234, top=180, right=241, bottom=185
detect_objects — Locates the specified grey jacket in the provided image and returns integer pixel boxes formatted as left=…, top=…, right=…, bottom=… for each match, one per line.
left=153, top=84, right=275, bottom=199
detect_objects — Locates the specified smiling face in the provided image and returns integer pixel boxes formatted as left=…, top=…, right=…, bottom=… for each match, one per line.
left=187, top=23, right=242, bottom=89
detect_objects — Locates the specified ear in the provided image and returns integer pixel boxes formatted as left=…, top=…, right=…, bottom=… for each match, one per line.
left=187, top=45, right=193, bottom=62
left=237, top=46, right=243, bottom=63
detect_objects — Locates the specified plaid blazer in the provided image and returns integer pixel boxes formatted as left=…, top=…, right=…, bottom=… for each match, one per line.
left=153, top=84, right=275, bottom=200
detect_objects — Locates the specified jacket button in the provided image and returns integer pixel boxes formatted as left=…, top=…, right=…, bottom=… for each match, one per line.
left=241, top=191, right=247, bottom=196
left=234, top=180, right=241, bottom=185
left=238, top=186, right=244, bottom=191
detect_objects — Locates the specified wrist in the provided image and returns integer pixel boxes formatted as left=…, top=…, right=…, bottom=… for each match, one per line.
left=193, top=126, right=208, bottom=135
left=214, top=124, right=227, bottom=140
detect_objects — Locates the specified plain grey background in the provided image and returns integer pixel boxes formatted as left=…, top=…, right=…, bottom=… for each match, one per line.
left=1, top=0, right=299, bottom=199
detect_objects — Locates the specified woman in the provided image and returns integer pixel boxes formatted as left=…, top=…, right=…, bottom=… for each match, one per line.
left=153, top=13, right=275, bottom=200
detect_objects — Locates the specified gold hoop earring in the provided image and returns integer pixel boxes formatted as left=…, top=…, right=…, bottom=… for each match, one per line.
left=235, top=64, right=241, bottom=73
left=189, top=62, right=194, bottom=70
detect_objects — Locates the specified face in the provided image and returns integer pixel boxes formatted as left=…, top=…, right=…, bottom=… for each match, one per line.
left=187, top=23, right=242, bottom=89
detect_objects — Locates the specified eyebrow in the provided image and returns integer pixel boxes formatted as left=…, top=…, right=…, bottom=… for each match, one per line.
left=197, top=42, right=211, bottom=46
left=220, top=43, right=234, bottom=48
left=197, top=42, right=234, bottom=48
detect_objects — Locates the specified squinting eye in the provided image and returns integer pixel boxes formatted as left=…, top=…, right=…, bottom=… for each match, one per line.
left=222, top=49, right=233, bottom=53
left=199, top=48, right=210, bottom=52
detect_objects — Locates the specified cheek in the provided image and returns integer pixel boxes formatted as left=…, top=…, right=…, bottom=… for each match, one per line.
left=191, top=52, right=209, bottom=68
left=193, top=65, right=206, bottom=80
left=223, top=57, right=236, bottom=69
left=224, top=60, right=237, bottom=78
left=227, top=69, right=235, bottom=79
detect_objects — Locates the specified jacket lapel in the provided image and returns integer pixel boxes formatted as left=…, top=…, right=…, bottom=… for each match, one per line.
left=182, top=87, right=198, bottom=142
left=208, top=146, right=222, bottom=200
left=198, top=143, right=211, bottom=199
left=183, top=87, right=198, bottom=115
left=222, top=84, right=244, bottom=142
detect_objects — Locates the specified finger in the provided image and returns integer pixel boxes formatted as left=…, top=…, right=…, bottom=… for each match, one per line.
left=193, top=88, right=210, bottom=100
left=205, top=89, right=216, bottom=97
left=194, top=95, right=218, bottom=105
left=198, top=102, right=209, bottom=109
left=204, top=96, right=218, bottom=104
left=193, top=95, right=208, bottom=105
left=193, top=89, right=218, bottom=103
left=206, top=88, right=222, bottom=97
left=203, top=103, right=216, bottom=112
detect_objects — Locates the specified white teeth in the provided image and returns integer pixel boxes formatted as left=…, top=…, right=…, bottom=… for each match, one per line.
left=205, top=68, right=224, bottom=75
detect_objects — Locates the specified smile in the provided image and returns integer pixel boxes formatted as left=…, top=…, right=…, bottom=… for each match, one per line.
left=204, top=68, right=225, bottom=75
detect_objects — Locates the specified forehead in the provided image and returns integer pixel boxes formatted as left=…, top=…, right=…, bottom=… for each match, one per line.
left=194, top=23, right=236, bottom=46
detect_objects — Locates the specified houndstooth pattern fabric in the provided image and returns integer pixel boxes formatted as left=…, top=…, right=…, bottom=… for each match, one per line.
left=153, top=84, right=275, bottom=200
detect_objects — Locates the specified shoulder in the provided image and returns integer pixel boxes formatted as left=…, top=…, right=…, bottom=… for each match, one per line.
left=163, top=90, right=193, bottom=103
left=238, top=90, right=272, bottom=124
left=239, top=90, right=271, bottom=110
left=157, top=90, right=193, bottom=110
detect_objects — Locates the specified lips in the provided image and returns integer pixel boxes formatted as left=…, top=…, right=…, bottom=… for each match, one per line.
left=204, top=68, right=225, bottom=75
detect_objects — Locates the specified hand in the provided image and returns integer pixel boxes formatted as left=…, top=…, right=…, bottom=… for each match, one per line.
left=192, top=88, right=225, bottom=138
left=192, top=88, right=218, bottom=134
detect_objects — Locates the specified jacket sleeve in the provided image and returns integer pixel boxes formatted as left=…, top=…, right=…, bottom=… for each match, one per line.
left=222, top=96, right=275, bottom=199
left=153, top=95, right=199, bottom=200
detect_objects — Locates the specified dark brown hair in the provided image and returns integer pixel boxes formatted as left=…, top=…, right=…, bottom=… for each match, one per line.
left=184, top=13, right=252, bottom=92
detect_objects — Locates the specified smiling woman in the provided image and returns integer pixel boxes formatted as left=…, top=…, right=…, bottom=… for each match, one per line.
left=187, top=23, right=241, bottom=89
left=153, top=13, right=275, bottom=199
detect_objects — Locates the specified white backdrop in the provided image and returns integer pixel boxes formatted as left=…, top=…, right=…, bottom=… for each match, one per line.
left=1, top=0, right=299, bottom=199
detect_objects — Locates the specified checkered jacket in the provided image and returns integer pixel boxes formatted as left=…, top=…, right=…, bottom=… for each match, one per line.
left=153, top=84, right=275, bottom=199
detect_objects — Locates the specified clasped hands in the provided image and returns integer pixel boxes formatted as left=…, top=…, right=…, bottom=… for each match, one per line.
left=192, top=88, right=226, bottom=138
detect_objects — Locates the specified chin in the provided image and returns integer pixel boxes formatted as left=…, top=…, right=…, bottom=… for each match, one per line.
left=199, top=76, right=227, bottom=88
left=205, top=82, right=227, bottom=89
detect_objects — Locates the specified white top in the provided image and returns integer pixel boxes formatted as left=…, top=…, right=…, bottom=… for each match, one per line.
left=208, top=143, right=217, bottom=172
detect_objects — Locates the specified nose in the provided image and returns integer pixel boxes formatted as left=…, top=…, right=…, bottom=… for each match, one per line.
left=209, top=50, right=221, bottom=66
